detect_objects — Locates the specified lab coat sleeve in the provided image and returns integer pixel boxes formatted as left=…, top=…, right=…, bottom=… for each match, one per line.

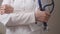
left=35, top=0, right=39, bottom=11
left=1, top=0, right=35, bottom=26
left=2, top=0, right=11, bottom=5
left=6, top=12, right=35, bottom=26
left=1, top=0, right=13, bottom=5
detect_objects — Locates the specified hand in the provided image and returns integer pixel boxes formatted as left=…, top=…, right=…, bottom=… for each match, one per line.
left=0, top=5, right=14, bottom=14
left=0, top=5, right=5, bottom=14
left=35, top=8, right=50, bottom=22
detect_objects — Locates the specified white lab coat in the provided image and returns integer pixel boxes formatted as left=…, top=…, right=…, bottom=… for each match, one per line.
left=0, top=0, right=50, bottom=34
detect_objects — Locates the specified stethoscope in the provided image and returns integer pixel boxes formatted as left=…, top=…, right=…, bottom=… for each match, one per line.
left=38, top=0, right=55, bottom=31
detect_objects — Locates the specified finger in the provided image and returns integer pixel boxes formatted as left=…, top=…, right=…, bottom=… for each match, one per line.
left=0, top=10, right=5, bottom=14
left=44, top=16, right=50, bottom=22
left=38, top=16, right=50, bottom=22
left=38, top=17, right=46, bottom=22
left=0, top=11, right=1, bottom=14
left=45, top=11, right=51, bottom=16
left=44, top=17, right=49, bottom=22
left=0, top=6, right=6, bottom=10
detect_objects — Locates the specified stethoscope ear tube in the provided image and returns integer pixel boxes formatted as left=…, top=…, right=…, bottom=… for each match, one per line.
left=38, top=0, right=55, bottom=31
left=43, top=0, right=55, bottom=13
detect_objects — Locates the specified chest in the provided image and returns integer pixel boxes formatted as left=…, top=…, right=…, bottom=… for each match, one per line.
left=13, top=0, right=35, bottom=8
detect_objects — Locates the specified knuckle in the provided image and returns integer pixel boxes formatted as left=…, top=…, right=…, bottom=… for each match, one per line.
left=42, top=18, right=45, bottom=21
left=44, top=14, right=47, bottom=17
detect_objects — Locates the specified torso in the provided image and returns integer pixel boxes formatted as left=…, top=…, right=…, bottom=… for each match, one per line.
left=6, top=0, right=36, bottom=33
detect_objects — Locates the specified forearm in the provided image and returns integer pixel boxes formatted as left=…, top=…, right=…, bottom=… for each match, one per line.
left=6, top=12, right=35, bottom=26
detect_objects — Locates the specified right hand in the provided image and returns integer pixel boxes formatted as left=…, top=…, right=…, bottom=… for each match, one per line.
left=35, top=8, right=50, bottom=22
left=0, top=5, right=14, bottom=14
